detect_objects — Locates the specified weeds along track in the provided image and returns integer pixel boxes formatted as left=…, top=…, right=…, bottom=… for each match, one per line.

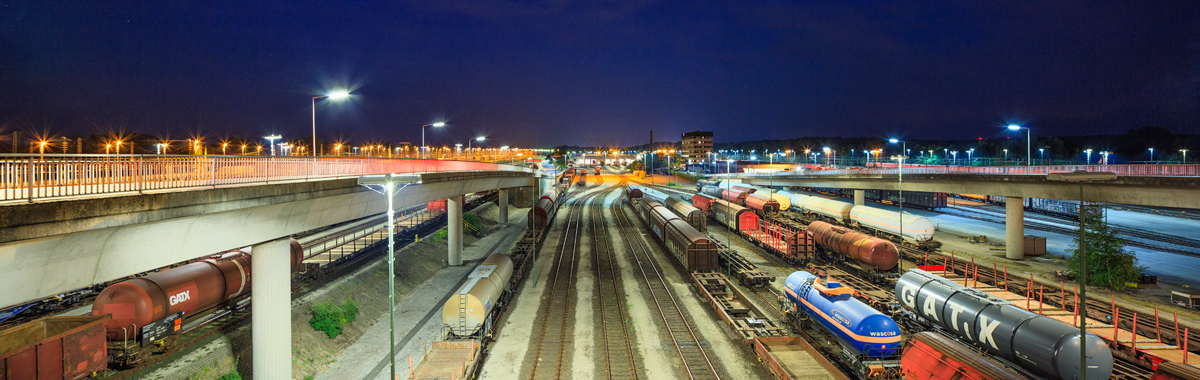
left=590, top=185, right=639, bottom=380
left=612, top=196, right=721, bottom=380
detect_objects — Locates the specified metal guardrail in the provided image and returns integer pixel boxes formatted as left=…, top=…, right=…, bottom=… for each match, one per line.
left=0, top=154, right=534, bottom=203
left=725, top=164, right=1200, bottom=177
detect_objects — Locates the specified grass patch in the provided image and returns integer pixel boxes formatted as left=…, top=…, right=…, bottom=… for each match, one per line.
left=308, top=300, right=360, bottom=339
left=218, top=371, right=242, bottom=380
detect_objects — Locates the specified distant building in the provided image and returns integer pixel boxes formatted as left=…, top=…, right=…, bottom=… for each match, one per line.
left=680, top=131, right=713, bottom=163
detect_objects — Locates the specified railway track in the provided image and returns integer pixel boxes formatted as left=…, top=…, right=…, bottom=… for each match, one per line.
left=612, top=194, right=722, bottom=380
left=526, top=191, right=593, bottom=380
left=590, top=185, right=639, bottom=380
left=942, top=207, right=1200, bottom=257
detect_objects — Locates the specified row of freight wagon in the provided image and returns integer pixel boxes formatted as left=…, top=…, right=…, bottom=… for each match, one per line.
left=803, top=187, right=948, bottom=211
left=955, top=194, right=1081, bottom=220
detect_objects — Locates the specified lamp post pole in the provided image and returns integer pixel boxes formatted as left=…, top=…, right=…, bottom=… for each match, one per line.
left=312, top=91, right=351, bottom=158
left=421, top=123, right=446, bottom=159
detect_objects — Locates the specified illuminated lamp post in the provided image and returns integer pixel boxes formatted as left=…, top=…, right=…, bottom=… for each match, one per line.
left=312, top=90, right=351, bottom=157
left=421, top=122, right=446, bottom=159
left=468, top=137, right=485, bottom=161
left=358, top=173, right=421, bottom=380
left=1007, top=124, right=1031, bottom=165
left=264, top=135, right=282, bottom=156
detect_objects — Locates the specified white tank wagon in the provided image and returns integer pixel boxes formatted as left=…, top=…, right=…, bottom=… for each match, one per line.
left=849, top=205, right=936, bottom=243
left=730, top=184, right=791, bottom=211
left=776, top=190, right=809, bottom=212
left=802, top=196, right=854, bottom=222
left=442, top=253, right=514, bottom=338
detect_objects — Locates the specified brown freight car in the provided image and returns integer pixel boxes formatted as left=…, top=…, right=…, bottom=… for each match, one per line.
left=0, top=315, right=110, bottom=380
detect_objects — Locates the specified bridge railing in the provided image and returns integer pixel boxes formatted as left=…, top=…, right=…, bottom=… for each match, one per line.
left=734, top=164, right=1200, bottom=177
left=0, top=154, right=533, bottom=203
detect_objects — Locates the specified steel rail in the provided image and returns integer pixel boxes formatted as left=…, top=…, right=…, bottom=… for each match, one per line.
left=591, top=183, right=638, bottom=380
left=612, top=194, right=720, bottom=380
left=527, top=190, right=593, bottom=380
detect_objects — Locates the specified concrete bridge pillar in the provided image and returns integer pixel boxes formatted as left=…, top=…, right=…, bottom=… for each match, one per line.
left=854, top=189, right=865, bottom=206
left=448, top=195, right=464, bottom=266
left=498, top=188, right=509, bottom=224
left=251, top=238, right=293, bottom=379
left=1006, top=197, right=1025, bottom=260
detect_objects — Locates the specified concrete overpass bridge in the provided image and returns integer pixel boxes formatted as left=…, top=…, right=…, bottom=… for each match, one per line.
left=0, top=154, right=550, bottom=378
left=718, top=163, right=1199, bottom=263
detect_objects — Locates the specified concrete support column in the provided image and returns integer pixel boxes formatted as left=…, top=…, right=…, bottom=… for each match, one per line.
left=498, top=188, right=509, bottom=224
left=251, top=238, right=292, bottom=379
left=1006, top=197, right=1025, bottom=260
left=448, top=195, right=464, bottom=266
left=854, top=189, right=865, bottom=206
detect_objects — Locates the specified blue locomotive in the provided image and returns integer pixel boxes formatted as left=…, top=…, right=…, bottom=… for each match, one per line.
left=781, top=271, right=903, bottom=378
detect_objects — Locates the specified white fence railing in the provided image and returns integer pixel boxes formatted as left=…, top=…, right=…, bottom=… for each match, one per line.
left=0, top=154, right=532, bottom=203
left=740, top=164, right=1200, bottom=177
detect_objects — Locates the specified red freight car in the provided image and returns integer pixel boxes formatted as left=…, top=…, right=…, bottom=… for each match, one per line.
left=691, top=193, right=716, bottom=213
left=720, top=188, right=749, bottom=205
left=0, top=315, right=110, bottom=380
left=427, top=199, right=447, bottom=213
left=901, top=332, right=1022, bottom=380
left=744, top=218, right=814, bottom=264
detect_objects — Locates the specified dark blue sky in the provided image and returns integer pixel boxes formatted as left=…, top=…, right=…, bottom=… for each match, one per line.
left=1, top=1, right=1197, bottom=148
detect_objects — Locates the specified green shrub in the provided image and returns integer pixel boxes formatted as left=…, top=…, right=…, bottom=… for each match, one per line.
left=218, top=372, right=242, bottom=380
left=308, top=299, right=360, bottom=339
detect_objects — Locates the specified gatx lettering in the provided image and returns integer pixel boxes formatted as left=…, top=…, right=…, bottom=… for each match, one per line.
left=169, top=291, right=191, bottom=306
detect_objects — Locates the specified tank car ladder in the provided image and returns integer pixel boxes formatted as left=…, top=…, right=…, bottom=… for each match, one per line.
left=457, top=294, right=468, bottom=336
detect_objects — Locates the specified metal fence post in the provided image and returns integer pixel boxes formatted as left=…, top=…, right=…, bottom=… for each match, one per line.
left=210, top=157, right=217, bottom=187
left=137, top=156, right=144, bottom=194
left=26, top=156, right=34, bottom=202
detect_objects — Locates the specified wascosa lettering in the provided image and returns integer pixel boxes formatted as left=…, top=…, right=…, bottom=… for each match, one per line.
left=169, top=291, right=191, bottom=306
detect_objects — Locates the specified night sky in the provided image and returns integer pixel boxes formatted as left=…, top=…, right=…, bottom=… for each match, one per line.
left=1, top=1, right=1197, bottom=148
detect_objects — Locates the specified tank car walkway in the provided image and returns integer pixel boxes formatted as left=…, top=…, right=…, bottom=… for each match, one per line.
left=932, top=268, right=1200, bottom=369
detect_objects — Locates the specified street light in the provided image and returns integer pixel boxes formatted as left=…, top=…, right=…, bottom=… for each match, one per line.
left=1007, top=124, right=1031, bottom=165
left=1085, top=149, right=1093, bottom=164
left=421, top=122, right=446, bottom=159
left=1039, top=148, right=1045, bottom=164
left=468, top=136, right=485, bottom=161
left=1046, top=170, right=1117, bottom=380
left=1148, top=148, right=1155, bottom=162
left=313, top=90, right=351, bottom=157
left=1182, top=149, right=1190, bottom=163
left=264, top=135, right=282, bottom=156
left=357, top=173, right=421, bottom=380
left=891, top=153, right=908, bottom=271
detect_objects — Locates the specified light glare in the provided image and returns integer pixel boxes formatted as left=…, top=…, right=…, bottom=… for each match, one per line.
left=327, top=90, right=351, bottom=100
